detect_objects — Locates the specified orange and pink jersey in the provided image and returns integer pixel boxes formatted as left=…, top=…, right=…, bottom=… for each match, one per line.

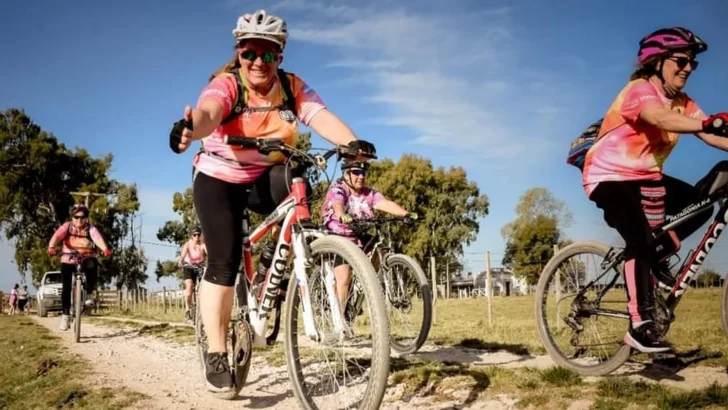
left=582, top=79, right=706, bottom=197
left=50, top=222, right=104, bottom=264
left=192, top=70, right=327, bottom=184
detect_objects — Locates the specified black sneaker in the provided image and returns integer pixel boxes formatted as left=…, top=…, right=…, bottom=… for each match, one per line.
left=624, top=321, right=673, bottom=353
left=205, top=352, right=235, bottom=394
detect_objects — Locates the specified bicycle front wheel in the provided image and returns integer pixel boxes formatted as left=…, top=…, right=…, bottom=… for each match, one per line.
left=74, top=276, right=83, bottom=343
left=284, top=235, right=390, bottom=410
left=384, top=253, right=432, bottom=355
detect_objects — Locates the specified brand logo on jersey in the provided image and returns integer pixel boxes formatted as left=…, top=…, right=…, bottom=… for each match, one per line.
left=279, top=109, right=296, bottom=123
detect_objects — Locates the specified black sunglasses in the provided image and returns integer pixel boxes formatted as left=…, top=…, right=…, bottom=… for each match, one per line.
left=192, top=233, right=200, bottom=237
left=669, top=56, right=699, bottom=71
left=240, top=49, right=278, bottom=64
left=349, top=169, right=367, bottom=176
left=72, top=214, right=87, bottom=220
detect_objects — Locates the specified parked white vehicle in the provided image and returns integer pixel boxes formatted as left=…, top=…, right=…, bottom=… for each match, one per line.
left=37, top=271, right=63, bottom=317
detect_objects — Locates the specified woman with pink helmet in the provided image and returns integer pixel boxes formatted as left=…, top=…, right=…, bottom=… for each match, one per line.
left=580, top=27, right=728, bottom=353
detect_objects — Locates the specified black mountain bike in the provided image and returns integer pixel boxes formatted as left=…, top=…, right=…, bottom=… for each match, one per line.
left=536, top=164, right=728, bottom=376
left=182, top=263, right=204, bottom=325
left=63, top=251, right=93, bottom=344
left=347, top=216, right=432, bottom=355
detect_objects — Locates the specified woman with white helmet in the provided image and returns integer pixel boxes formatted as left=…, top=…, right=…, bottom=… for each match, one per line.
left=167, top=10, right=375, bottom=396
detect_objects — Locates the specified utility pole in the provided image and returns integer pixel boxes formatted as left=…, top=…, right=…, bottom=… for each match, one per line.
left=486, top=250, right=492, bottom=327
left=138, top=213, right=143, bottom=249
left=70, top=191, right=106, bottom=208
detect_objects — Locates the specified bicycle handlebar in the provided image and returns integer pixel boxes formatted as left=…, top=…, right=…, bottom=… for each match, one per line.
left=222, top=136, right=376, bottom=170
left=348, top=216, right=416, bottom=232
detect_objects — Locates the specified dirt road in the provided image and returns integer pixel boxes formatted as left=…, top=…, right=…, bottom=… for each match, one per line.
left=33, top=316, right=728, bottom=410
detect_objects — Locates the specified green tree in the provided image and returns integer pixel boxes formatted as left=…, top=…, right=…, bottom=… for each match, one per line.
left=697, top=268, right=721, bottom=288
left=501, top=188, right=572, bottom=285
left=0, top=108, right=144, bottom=287
left=365, top=154, right=490, bottom=281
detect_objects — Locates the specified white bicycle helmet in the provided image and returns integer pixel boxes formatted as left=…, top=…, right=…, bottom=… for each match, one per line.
left=232, top=10, right=289, bottom=50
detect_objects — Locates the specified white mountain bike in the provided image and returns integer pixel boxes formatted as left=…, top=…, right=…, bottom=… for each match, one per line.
left=194, top=137, right=390, bottom=410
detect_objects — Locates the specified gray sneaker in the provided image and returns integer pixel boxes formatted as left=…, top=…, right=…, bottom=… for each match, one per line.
left=60, top=314, right=70, bottom=331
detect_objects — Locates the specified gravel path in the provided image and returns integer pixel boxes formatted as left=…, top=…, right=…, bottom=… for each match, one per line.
left=32, top=315, right=728, bottom=410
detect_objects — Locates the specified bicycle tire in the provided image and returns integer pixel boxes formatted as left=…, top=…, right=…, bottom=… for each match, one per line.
left=284, top=235, right=390, bottom=410
left=194, top=281, right=211, bottom=387
left=385, top=253, right=432, bottom=355
left=720, top=272, right=728, bottom=343
left=534, top=241, right=632, bottom=377
left=74, top=276, right=82, bottom=343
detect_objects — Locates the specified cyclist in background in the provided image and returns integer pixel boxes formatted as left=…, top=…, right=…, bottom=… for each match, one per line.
left=178, top=227, right=207, bottom=322
left=168, top=9, right=375, bottom=395
left=581, top=27, right=728, bottom=353
left=47, top=204, right=112, bottom=331
left=321, top=160, right=418, bottom=315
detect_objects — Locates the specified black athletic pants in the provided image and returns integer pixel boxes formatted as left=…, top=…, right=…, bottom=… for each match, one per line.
left=589, top=166, right=723, bottom=323
left=60, top=259, right=98, bottom=315
left=193, top=164, right=312, bottom=287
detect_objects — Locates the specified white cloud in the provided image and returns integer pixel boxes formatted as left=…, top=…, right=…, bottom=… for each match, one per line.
left=276, top=1, right=580, bottom=160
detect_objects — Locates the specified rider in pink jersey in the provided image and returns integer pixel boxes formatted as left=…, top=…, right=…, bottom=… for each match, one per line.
left=178, top=227, right=208, bottom=322
left=47, top=203, right=112, bottom=331
left=321, top=160, right=417, bottom=317
left=581, top=27, right=728, bottom=353
left=167, top=9, right=377, bottom=395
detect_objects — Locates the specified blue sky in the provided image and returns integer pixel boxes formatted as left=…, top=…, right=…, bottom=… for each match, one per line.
left=2, top=0, right=728, bottom=293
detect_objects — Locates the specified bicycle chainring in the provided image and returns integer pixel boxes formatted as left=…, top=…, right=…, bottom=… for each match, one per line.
left=652, top=294, right=673, bottom=335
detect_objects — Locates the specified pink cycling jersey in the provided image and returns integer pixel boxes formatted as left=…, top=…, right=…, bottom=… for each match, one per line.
left=322, top=181, right=383, bottom=241
left=183, top=242, right=206, bottom=265
left=583, top=79, right=706, bottom=197
left=50, top=222, right=104, bottom=264
left=193, top=70, right=327, bottom=184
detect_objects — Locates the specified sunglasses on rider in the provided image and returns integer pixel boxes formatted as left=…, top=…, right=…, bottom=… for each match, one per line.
left=192, top=233, right=200, bottom=237
left=240, top=50, right=278, bottom=64
left=73, top=214, right=87, bottom=220
left=668, top=56, right=699, bottom=71
left=349, top=169, right=367, bottom=176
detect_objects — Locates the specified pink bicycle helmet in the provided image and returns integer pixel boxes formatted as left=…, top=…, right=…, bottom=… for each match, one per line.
left=638, top=27, right=708, bottom=64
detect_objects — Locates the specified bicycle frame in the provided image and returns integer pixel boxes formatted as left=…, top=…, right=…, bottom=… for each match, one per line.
left=584, top=184, right=728, bottom=317
left=238, top=177, right=330, bottom=347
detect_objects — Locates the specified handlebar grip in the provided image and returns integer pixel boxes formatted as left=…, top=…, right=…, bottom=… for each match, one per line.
left=223, top=136, right=259, bottom=148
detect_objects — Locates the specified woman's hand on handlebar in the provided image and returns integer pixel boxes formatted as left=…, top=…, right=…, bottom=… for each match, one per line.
left=703, top=113, right=728, bottom=137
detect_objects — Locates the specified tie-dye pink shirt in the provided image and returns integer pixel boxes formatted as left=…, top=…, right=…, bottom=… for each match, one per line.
left=322, top=181, right=384, bottom=238
left=582, top=79, right=706, bottom=197
left=50, top=222, right=105, bottom=264
left=192, top=70, right=327, bottom=184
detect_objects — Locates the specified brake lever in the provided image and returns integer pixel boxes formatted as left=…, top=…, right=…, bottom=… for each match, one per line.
left=315, top=155, right=327, bottom=170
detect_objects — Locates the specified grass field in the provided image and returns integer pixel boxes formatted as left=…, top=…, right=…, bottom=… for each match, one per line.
left=103, top=287, right=728, bottom=365
left=0, top=316, right=145, bottom=410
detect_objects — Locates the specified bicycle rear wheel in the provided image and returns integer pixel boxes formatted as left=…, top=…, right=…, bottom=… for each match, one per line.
left=383, top=253, right=432, bottom=355
left=74, top=276, right=83, bottom=343
left=535, top=241, right=632, bottom=377
left=284, top=235, right=390, bottom=410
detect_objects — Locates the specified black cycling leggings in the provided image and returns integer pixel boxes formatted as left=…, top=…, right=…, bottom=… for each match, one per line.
left=60, top=259, right=98, bottom=315
left=193, top=164, right=312, bottom=287
left=590, top=173, right=715, bottom=324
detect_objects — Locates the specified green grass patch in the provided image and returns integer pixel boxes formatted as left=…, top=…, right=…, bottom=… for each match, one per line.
left=0, top=316, right=145, bottom=410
